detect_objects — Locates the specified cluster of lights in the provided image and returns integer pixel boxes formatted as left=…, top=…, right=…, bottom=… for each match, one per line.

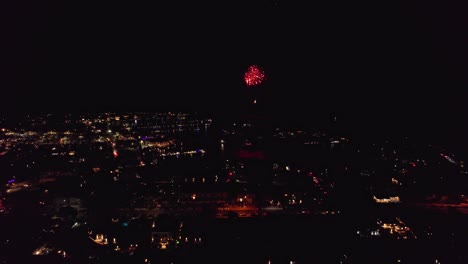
left=244, top=65, right=265, bottom=86
left=373, top=196, right=401, bottom=203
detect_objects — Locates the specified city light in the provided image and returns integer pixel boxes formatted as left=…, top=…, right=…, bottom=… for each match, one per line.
left=2, top=111, right=465, bottom=263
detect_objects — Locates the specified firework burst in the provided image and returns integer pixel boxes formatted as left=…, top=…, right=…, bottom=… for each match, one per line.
left=244, top=65, right=265, bottom=86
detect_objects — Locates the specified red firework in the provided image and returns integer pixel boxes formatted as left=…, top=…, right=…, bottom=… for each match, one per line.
left=244, top=65, right=265, bottom=86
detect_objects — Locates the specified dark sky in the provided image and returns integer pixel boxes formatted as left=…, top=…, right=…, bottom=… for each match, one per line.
left=2, top=0, right=467, bottom=138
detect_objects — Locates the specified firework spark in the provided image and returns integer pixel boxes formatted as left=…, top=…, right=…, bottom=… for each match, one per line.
left=244, top=65, right=265, bottom=86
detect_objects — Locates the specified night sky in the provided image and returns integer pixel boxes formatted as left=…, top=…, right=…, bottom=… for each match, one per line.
left=3, top=0, right=467, bottom=139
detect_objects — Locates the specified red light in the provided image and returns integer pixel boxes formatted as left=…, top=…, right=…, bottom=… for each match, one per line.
left=228, top=172, right=233, bottom=177
left=244, top=65, right=265, bottom=86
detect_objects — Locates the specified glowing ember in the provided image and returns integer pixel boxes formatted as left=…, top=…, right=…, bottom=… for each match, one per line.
left=244, top=65, right=265, bottom=86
